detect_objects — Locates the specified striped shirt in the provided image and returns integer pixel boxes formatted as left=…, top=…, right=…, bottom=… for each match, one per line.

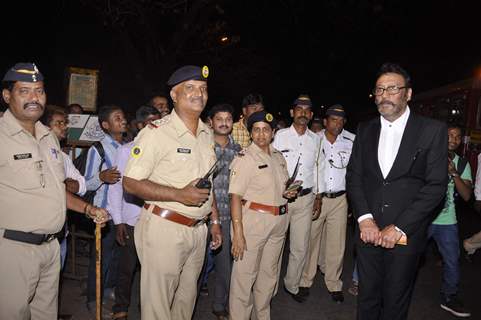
left=84, top=134, right=122, bottom=208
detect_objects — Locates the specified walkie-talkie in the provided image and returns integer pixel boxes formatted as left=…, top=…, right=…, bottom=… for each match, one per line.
left=195, top=159, right=220, bottom=190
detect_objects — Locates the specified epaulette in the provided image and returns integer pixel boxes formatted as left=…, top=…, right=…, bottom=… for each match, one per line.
left=342, top=135, right=354, bottom=142
left=236, top=148, right=247, bottom=157
left=148, top=115, right=171, bottom=130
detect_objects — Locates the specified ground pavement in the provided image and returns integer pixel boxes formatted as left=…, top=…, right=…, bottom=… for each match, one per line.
left=59, top=204, right=481, bottom=319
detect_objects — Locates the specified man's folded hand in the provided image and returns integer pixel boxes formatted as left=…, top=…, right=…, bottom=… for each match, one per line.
left=359, top=218, right=381, bottom=244
left=377, top=224, right=403, bottom=249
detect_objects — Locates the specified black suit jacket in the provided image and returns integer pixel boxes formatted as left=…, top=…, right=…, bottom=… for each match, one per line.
left=346, top=112, right=448, bottom=253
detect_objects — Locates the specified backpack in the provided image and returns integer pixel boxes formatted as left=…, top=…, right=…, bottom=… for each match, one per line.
left=456, top=157, right=468, bottom=178
left=73, top=141, right=105, bottom=203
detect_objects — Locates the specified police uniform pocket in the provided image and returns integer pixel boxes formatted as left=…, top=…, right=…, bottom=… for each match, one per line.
left=2, top=157, right=43, bottom=190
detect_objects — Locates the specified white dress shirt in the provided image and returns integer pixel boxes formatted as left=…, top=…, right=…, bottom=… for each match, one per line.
left=62, top=151, right=86, bottom=196
left=378, top=107, right=411, bottom=178
left=273, top=126, right=320, bottom=190
left=319, top=129, right=355, bottom=193
left=358, top=107, right=410, bottom=229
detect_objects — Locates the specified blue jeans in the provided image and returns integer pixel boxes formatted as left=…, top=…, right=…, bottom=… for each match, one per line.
left=200, top=245, right=215, bottom=286
left=427, top=224, right=460, bottom=298
left=60, top=236, right=67, bottom=270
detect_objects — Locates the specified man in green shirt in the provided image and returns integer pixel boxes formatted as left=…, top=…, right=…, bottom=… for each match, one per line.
left=428, top=124, right=471, bottom=318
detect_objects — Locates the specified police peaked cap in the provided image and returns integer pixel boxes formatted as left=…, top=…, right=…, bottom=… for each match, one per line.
left=325, top=104, right=346, bottom=118
left=2, top=62, right=44, bottom=82
left=167, top=65, right=209, bottom=87
left=293, top=94, right=313, bottom=108
left=247, top=111, right=277, bottom=132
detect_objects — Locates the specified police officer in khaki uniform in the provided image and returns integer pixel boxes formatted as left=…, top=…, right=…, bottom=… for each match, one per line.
left=123, top=65, right=222, bottom=320
left=229, top=111, right=298, bottom=320
left=0, top=63, right=108, bottom=320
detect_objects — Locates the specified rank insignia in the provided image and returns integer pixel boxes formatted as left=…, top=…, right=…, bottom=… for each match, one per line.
left=131, top=146, right=142, bottom=158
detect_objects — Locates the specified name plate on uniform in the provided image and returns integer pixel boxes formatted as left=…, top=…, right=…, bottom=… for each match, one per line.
left=177, top=148, right=191, bottom=154
left=14, top=153, right=32, bottom=160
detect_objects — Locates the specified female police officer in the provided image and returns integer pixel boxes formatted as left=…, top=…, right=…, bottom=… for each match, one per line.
left=228, top=111, right=298, bottom=320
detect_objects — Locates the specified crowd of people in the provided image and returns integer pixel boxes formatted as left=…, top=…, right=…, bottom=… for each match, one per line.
left=1, top=61, right=481, bottom=320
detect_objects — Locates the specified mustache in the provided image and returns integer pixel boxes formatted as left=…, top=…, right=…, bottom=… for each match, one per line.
left=23, top=102, right=44, bottom=109
left=376, top=100, right=394, bottom=107
left=296, top=116, right=309, bottom=121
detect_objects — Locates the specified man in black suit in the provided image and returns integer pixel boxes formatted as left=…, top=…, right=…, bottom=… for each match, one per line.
left=346, top=63, right=448, bottom=320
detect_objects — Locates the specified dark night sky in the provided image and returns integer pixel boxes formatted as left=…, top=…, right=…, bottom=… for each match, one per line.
left=2, top=0, right=481, bottom=127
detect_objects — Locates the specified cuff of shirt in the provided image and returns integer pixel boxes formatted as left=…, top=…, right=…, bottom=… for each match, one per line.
left=86, top=172, right=102, bottom=191
left=394, top=226, right=406, bottom=236
left=357, top=214, right=373, bottom=223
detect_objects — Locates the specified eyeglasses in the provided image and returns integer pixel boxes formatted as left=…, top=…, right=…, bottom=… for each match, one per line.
left=372, top=86, right=407, bottom=96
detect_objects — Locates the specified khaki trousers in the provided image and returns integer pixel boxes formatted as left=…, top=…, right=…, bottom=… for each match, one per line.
left=318, top=223, right=327, bottom=273
left=300, top=195, right=347, bottom=291
left=229, top=209, right=288, bottom=320
left=0, top=234, right=60, bottom=320
left=135, top=211, right=207, bottom=320
left=283, top=193, right=315, bottom=294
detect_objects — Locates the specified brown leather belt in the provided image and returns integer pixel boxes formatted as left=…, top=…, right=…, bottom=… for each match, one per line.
left=143, top=204, right=208, bottom=227
left=242, top=200, right=287, bottom=216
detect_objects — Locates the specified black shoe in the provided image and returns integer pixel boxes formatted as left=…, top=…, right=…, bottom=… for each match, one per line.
left=284, top=285, right=306, bottom=303
left=213, top=309, right=229, bottom=320
left=58, top=314, right=73, bottom=320
left=329, top=291, right=344, bottom=303
left=440, top=295, right=471, bottom=317
left=298, top=286, right=310, bottom=297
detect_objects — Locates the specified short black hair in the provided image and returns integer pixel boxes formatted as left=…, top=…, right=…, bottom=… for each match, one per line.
left=136, top=105, right=160, bottom=123
left=98, top=105, right=123, bottom=128
left=148, top=93, right=169, bottom=105
left=67, top=103, right=84, bottom=113
left=241, top=93, right=264, bottom=108
left=447, top=122, right=464, bottom=136
left=208, top=103, right=234, bottom=119
left=376, top=63, right=412, bottom=88
left=1, top=81, right=15, bottom=91
left=40, top=105, right=66, bottom=127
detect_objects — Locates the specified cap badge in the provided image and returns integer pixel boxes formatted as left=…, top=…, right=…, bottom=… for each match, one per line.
left=202, top=66, right=209, bottom=78
left=265, top=113, right=273, bottom=122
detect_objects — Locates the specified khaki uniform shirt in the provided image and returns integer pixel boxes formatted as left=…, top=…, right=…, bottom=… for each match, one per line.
left=229, top=143, right=289, bottom=206
left=0, top=109, right=66, bottom=234
left=124, top=109, right=216, bottom=219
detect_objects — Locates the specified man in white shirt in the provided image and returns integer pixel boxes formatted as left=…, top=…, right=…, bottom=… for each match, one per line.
left=273, top=95, right=321, bottom=303
left=41, top=106, right=87, bottom=268
left=299, top=104, right=354, bottom=303
left=347, top=63, right=447, bottom=320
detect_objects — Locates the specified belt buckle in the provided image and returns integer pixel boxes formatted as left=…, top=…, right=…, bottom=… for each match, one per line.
left=191, top=218, right=205, bottom=227
left=44, top=234, right=56, bottom=242
left=279, top=205, right=287, bottom=215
